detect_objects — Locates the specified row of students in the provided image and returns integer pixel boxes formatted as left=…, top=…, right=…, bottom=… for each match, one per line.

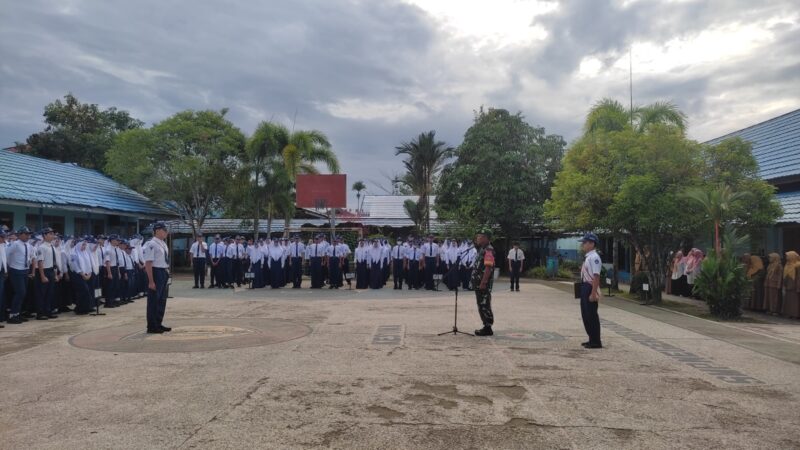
left=0, top=226, right=156, bottom=325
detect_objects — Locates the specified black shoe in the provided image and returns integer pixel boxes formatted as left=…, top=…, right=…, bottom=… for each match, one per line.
left=146, top=328, right=164, bottom=334
left=0, top=323, right=4, bottom=328
left=20, top=316, right=29, bottom=322
left=474, top=327, right=493, bottom=336
left=48, top=314, right=58, bottom=319
left=160, top=326, right=172, bottom=332
left=585, top=343, right=603, bottom=349
left=7, top=316, right=23, bottom=324
left=36, top=315, right=49, bottom=320
left=105, top=303, right=117, bottom=308
left=75, top=311, right=89, bottom=316
left=581, top=341, right=590, bottom=347
left=192, top=286, right=198, bottom=289
left=59, top=307, right=73, bottom=312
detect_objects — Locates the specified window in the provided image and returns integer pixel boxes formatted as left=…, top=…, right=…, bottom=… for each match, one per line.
left=25, top=214, right=65, bottom=234
left=0, top=210, right=13, bottom=231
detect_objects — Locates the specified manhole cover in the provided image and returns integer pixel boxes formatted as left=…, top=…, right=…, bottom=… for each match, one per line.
left=493, top=330, right=565, bottom=342
left=69, top=318, right=311, bottom=353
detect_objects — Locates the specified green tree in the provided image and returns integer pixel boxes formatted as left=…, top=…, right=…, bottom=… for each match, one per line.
left=23, top=93, right=143, bottom=170
left=545, top=125, right=702, bottom=302
left=352, top=180, right=367, bottom=213
left=583, top=98, right=688, bottom=287
left=395, top=131, right=454, bottom=233
left=106, top=109, right=246, bottom=237
left=437, top=108, right=565, bottom=241
left=403, top=199, right=424, bottom=234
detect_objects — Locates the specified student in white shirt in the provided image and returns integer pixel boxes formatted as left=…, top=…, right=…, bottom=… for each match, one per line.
left=6, top=227, right=33, bottom=323
left=578, top=233, right=603, bottom=349
left=189, top=234, right=208, bottom=289
left=144, top=222, right=171, bottom=334
left=507, top=242, right=525, bottom=292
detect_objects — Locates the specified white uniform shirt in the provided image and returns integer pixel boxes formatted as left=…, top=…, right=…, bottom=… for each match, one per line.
left=307, top=242, right=324, bottom=259
left=7, top=240, right=31, bottom=271
left=190, top=241, right=208, bottom=259
left=289, top=242, right=305, bottom=259
left=581, top=249, right=602, bottom=283
left=0, top=241, right=7, bottom=273
left=209, top=242, right=225, bottom=259
left=421, top=242, right=439, bottom=259
left=391, top=245, right=406, bottom=260
left=507, top=248, right=525, bottom=262
left=104, top=245, right=120, bottom=267
left=144, top=237, right=170, bottom=269
left=36, top=242, right=58, bottom=269
left=407, top=246, right=422, bottom=261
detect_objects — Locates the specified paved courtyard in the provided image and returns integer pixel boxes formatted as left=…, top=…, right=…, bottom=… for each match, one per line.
left=1, top=278, right=799, bottom=449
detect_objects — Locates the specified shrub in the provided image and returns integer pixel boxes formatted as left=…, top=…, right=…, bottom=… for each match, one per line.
left=556, top=268, right=574, bottom=279
left=693, top=250, right=750, bottom=319
left=527, top=266, right=547, bottom=279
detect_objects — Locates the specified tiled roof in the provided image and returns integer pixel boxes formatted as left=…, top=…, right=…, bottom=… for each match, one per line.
left=776, top=191, right=800, bottom=224
left=705, top=108, right=800, bottom=182
left=361, top=195, right=438, bottom=220
left=0, top=150, right=173, bottom=216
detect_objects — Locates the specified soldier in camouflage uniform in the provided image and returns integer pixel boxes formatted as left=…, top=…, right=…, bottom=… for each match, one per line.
left=472, top=229, right=496, bottom=336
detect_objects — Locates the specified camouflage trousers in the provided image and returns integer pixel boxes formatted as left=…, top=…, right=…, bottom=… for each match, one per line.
left=475, top=288, right=494, bottom=327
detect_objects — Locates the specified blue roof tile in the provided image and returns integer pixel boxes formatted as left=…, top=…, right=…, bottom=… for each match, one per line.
left=705, top=108, right=800, bottom=182
left=776, top=191, right=800, bottom=224
left=0, top=150, right=173, bottom=216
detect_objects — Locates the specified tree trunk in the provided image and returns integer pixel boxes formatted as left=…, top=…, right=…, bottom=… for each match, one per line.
left=267, top=206, right=273, bottom=240
left=612, top=235, right=619, bottom=291
left=714, top=220, right=720, bottom=254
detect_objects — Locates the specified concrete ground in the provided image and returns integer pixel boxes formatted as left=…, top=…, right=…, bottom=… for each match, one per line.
left=1, top=278, right=799, bottom=450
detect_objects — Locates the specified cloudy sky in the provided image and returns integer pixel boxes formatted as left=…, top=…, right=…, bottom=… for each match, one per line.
left=1, top=0, right=798, bottom=206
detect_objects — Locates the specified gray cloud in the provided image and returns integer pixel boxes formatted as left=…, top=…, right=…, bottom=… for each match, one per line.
left=1, top=0, right=799, bottom=206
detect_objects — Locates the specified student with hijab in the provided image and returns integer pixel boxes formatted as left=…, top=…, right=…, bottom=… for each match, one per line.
left=764, top=253, right=783, bottom=315
left=783, top=251, right=800, bottom=319
left=670, top=251, right=685, bottom=297
left=744, top=253, right=765, bottom=311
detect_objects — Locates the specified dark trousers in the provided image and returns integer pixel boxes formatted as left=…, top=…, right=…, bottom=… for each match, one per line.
left=35, top=268, right=56, bottom=316
left=192, top=258, right=206, bottom=287
left=290, top=257, right=303, bottom=287
left=475, top=288, right=494, bottom=327
left=125, top=269, right=136, bottom=299
left=580, top=282, right=602, bottom=345
left=9, top=268, right=28, bottom=317
left=233, top=258, right=243, bottom=286
left=210, top=259, right=219, bottom=286
left=0, top=272, right=6, bottom=320
left=407, top=261, right=419, bottom=289
left=147, top=268, right=168, bottom=330
left=223, top=258, right=232, bottom=286
left=252, top=261, right=263, bottom=288
left=329, top=257, right=342, bottom=288
left=510, top=261, right=521, bottom=290
left=423, top=257, right=436, bottom=289
left=392, top=259, right=404, bottom=288
left=310, top=257, right=323, bottom=288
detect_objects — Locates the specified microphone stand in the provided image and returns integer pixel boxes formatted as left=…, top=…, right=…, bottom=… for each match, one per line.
left=437, top=263, right=473, bottom=336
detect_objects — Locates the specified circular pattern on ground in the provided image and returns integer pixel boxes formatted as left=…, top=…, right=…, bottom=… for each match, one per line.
left=69, top=318, right=312, bottom=353
left=493, top=330, right=566, bottom=342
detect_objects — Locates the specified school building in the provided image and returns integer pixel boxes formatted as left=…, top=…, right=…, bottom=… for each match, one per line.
left=0, top=149, right=176, bottom=236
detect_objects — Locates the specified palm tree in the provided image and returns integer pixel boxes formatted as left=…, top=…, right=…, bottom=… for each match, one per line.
left=682, top=185, right=753, bottom=254
left=352, top=180, right=366, bottom=213
left=403, top=199, right=423, bottom=234
left=395, top=131, right=453, bottom=233
left=585, top=98, right=687, bottom=135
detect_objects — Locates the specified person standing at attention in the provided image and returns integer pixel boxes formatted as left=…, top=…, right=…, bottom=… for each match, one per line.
left=578, top=233, right=603, bottom=349
left=507, top=241, right=525, bottom=292
left=189, top=234, right=207, bottom=289
left=144, top=222, right=172, bottom=334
